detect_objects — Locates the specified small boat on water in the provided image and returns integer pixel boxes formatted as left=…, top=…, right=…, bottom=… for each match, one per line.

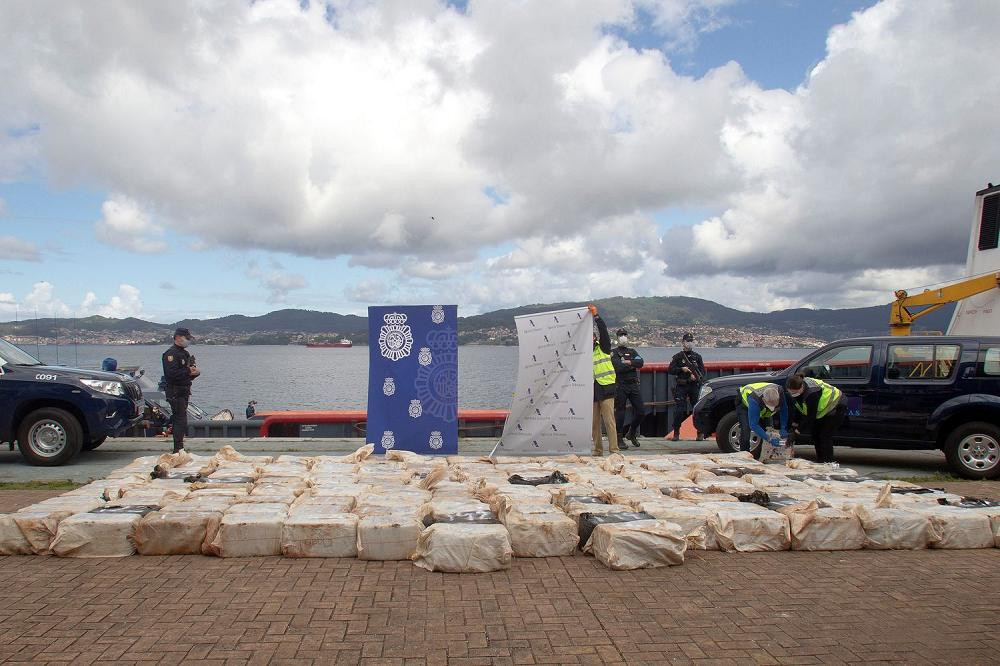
left=306, top=338, right=353, bottom=348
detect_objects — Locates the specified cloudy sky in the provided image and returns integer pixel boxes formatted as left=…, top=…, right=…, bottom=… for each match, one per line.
left=0, top=0, right=997, bottom=323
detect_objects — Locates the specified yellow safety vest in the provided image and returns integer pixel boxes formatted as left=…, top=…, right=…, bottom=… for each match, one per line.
left=740, top=382, right=779, bottom=417
left=793, top=377, right=842, bottom=419
left=593, top=346, right=616, bottom=386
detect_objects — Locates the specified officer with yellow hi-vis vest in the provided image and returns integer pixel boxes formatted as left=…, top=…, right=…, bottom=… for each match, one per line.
left=785, top=373, right=846, bottom=463
left=588, top=304, right=619, bottom=457
left=737, top=381, right=788, bottom=453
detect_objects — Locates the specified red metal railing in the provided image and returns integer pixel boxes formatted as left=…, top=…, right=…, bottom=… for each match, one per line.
left=257, top=360, right=799, bottom=437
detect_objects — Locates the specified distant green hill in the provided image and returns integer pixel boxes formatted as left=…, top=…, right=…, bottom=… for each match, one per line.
left=0, top=298, right=956, bottom=344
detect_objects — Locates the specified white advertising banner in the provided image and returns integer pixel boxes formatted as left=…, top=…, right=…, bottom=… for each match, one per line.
left=497, top=307, right=593, bottom=455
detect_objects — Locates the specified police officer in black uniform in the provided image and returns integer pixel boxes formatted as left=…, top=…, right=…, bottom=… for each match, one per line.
left=162, top=327, right=199, bottom=453
left=668, top=332, right=705, bottom=441
left=611, top=328, right=645, bottom=450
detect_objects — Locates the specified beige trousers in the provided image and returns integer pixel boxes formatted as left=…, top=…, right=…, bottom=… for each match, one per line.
left=592, top=397, right=619, bottom=455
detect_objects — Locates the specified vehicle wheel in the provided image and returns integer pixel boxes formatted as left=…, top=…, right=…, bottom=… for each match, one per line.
left=82, top=435, right=107, bottom=451
left=714, top=410, right=762, bottom=457
left=16, top=408, right=84, bottom=466
left=944, top=422, right=1000, bottom=480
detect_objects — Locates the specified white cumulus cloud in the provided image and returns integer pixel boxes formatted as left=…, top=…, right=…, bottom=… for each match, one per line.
left=0, top=0, right=996, bottom=312
left=94, top=195, right=167, bottom=254
left=0, top=235, right=40, bottom=261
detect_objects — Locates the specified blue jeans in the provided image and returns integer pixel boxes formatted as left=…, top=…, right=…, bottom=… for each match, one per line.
left=737, top=404, right=771, bottom=451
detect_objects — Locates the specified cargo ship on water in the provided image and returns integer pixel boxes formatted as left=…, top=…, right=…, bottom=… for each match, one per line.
left=305, top=339, right=353, bottom=348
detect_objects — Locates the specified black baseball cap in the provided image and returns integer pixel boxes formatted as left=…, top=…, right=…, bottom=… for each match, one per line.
left=174, top=327, right=193, bottom=340
left=616, top=328, right=628, bottom=336
left=682, top=332, right=694, bottom=342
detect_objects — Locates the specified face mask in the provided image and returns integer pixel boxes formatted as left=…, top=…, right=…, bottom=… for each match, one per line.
left=682, top=342, right=693, bottom=351
left=177, top=338, right=190, bottom=349
left=618, top=336, right=628, bottom=345
left=788, top=390, right=803, bottom=398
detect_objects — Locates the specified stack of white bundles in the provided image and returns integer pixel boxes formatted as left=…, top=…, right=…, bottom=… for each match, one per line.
left=420, top=499, right=494, bottom=525
left=706, top=502, right=791, bottom=552
left=599, top=488, right=669, bottom=510
left=282, top=504, right=359, bottom=557
left=258, top=462, right=311, bottom=479
left=385, top=450, right=432, bottom=464
left=292, top=492, right=355, bottom=513
left=428, top=480, right=476, bottom=499
left=247, top=483, right=301, bottom=504
left=355, top=489, right=431, bottom=517
left=773, top=502, right=866, bottom=551
left=562, top=502, right=634, bottom=529
left=12, top=496, right=105, bottom=554
left=700, top=478, right=757, bottom=495
left=671, top=488, right=739, bottom=503
left=586, top=520, right=687, bottom=570
left=134, top=504, right=225, bottom=555
left=548, top=483, right=599, bottom=505
left=117, top=487, right=188, bottom=507
left=331, top=443, right=374, bottom=463
left=66, top=477, right=148, bottom=501
left=637, top=501, right=719, bottom=550
left=207, top=502, right=288, bottom=557
left=311, top=460, right=358, bottom=477
left=211, top=445, right=273, bottom=465
left=849, top=486, right=938, bottom=550
left=208, top=464, right=260, bottom=481
left=185, top=487, right=250, bottom=500
left=0, top=514, right=35, bottom=555
left=411, top=523, right=513, bottom=572
left=501, top=506, right=577, bottom=557
left=51, top=506, right=155, bottom=557
left=356, top=512, right=424, bottom=560
left=275, top=454, right=314, bottom=465
left=908, top=505, right=995, bottom=549
left=486, top=486, right=552, bottom=514
left=688, top=469, right=719, bottom=484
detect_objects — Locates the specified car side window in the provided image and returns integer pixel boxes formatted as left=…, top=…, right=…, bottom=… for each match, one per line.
left=799, top=345, right=873, bottom=381
left=886, top=344, right=960, bottom=381
left=980, top=347, right=1000, bottom=376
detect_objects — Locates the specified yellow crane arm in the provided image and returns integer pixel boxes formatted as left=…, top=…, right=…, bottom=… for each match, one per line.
left=890, top=272, right=1000, bottom=335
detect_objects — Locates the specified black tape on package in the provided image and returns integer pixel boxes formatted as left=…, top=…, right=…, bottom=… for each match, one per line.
left=710, top=466, right=765, bottom=477
left=197, top=476, right=255, bottom=485
left=735, top=490, right=771, bottom=506
left=938, top=496, right=1000, bottom=508
left=562, top=495, right=608, bottom=505
left=90, top=505, right=160, bottom=516
left=578, top=511, right=653, bottom=549
left=891, top=486, right=939, bottom=495
left=422, top=510, right=500, bottom=527
left=507, top=471, right=569, bottom=486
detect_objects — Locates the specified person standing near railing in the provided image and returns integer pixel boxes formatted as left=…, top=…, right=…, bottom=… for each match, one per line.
left=667, top=332, right=705, bottom=441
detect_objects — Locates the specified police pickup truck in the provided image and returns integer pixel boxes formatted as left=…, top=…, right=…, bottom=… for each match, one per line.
left=692, top=336, right=1000, bottom=479
left=0, top=337, right=143, bottom=466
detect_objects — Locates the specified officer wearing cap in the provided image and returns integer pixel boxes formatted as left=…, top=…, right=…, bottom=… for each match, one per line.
left=162, top=327, right=199, bottom=453
left=611, top=328, right=644, bottom=449
left=668, top=332, right=705, bottom=441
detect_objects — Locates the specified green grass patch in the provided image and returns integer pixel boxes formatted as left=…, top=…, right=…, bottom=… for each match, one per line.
left=0, top=480, right=83, bottom=491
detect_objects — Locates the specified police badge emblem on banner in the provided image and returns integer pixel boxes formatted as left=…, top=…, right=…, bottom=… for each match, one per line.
left=367, top=305, right=458, bottom=455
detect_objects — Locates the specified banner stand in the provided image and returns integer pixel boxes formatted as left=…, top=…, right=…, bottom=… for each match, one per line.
left=495, top=307, right=593, bottom=456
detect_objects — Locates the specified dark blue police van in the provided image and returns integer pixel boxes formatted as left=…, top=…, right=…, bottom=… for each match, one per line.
left=0, top=337, right=143, bottom=466
left=692, top=336, right=1000, bottom=479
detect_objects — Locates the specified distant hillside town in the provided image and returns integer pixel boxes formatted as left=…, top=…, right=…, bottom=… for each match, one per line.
left=0, top=295, right=953, bottom=348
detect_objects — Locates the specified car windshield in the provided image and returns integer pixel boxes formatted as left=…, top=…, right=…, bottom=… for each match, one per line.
left=0, top=338, right=43, bottom=366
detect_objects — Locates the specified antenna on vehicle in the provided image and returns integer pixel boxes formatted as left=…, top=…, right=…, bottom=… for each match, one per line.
left=53, top=306, right=59, bottom=364
left=34, top=308, right=39, bottom=360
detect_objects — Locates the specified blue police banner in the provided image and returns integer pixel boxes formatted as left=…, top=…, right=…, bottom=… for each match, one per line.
left=367, top=305, right=458, bottom=455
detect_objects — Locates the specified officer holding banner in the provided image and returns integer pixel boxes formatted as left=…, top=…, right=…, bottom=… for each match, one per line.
left=589, top=304, right=619, bottom=456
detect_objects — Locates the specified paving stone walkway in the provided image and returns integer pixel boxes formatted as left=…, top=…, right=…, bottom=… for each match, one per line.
left=0, top=491, right=999, bottom=664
